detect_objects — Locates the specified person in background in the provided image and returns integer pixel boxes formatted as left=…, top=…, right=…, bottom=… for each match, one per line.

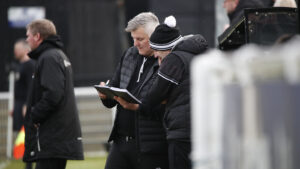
left=98, top=12, right=169, bottom=169
left=23, top=19, right=84, bottom=169
left=223, top=0, right=265, bottom=25
left=114, top=15, right=208, bottom=169
left=11, top=39, right=35, bottom=169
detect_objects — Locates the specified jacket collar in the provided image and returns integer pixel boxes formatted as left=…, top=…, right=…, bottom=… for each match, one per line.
left=28, top=35, right=63, bottom=60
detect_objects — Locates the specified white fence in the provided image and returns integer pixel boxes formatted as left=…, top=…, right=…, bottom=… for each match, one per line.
left=191, top=38, right=300, bottom=169
left=0, top=73, right=14, bottom=160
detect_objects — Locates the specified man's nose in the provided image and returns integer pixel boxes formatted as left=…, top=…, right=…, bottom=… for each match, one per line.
left=134, top=40, right=138, bottom=47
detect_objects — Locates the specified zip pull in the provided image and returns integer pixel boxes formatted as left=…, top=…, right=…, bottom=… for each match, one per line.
left=36, top=127, right=41, bottom=152
left=137, top=57, right=147, bottom=82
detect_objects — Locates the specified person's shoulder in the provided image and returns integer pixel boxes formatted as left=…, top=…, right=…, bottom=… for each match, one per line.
left=163, top=52, right=184, bottom=64
left=39, top=48, right=64, bottom=66
left=159, top=53, right=185, bottom=75
left=122, top=46, right=140, bottom=61
left=23, top=59, right=35, bottom=68
left=126, top=46, right=139, bottom=55
left=28, top=59, right=36, bottom=65
left=41, top=48, right=65, bottom=59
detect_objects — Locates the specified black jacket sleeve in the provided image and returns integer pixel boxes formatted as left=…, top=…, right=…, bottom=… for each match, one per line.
left=31, top=55, right=65, bottom=124
left=138, top=53, right=184, bottom=116
left=138, top=75, right=174, bottom=116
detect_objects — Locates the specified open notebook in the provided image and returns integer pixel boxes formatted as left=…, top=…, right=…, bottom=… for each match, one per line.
left=94, top=85, right=141, bottom=104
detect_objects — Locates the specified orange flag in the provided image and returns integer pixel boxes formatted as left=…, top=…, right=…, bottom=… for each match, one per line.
left=13, top=126, right=25, bottom=159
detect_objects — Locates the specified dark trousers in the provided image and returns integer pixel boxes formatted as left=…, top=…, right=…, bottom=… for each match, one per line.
left=25, top=162, right=33, bottom=169
left=35, top=158, right=67, bottom=169
left=105, top=138, right=138, bottom=169
left=168, top=140, right=191, bottom=169
left=139, top=154, right=169, bottom=169
left=105, top=137, right=169, bottom=169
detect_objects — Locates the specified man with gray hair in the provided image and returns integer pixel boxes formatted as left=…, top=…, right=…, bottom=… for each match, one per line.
left=98, top=12, right=169, bottom=169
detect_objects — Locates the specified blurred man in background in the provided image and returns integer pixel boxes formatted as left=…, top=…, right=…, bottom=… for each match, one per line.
left=223, top=0, right=265, bottom=25
left=23, top=19, right=83, bottom=169
left=11, top=39, right=35, bottom=169
left=11, top=39, right=34, bottom=135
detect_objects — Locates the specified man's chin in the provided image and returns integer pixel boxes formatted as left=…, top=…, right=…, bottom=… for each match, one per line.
left=138, top=51, right=146, bottom=56
left=138, top=51, right=152, bottom=57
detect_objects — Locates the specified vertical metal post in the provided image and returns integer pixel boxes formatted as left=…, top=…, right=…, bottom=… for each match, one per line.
left=6, top=71, right=14, bottom=158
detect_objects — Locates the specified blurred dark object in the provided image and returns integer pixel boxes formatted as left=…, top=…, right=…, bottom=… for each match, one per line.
left=262, top=0, right=275, bottom=7
left=219, top=7, right=298, bottom=51
left=245, top=8, right=298, bottom=44
left=218, top=17, right=245, bottom=51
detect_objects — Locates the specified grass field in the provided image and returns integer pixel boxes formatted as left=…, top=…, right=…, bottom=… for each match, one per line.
left=2, top=156, right=107, bottom=169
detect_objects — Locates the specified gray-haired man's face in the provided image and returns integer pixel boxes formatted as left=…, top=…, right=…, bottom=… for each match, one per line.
left=131, top=27, right=153, bottom=57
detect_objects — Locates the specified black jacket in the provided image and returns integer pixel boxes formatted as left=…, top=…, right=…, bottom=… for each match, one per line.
left=140, top=34, right=208, bottom=140
left=23, top=36, right=84, bottom=162
left=101, top=46, right=168, bottom=155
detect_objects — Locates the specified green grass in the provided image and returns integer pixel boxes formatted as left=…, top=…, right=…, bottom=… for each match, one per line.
left=3, top=156, right=107, bottom=169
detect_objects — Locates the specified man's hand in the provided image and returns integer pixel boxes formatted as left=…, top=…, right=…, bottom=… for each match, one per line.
left=161, top=100, right=167, bottom=104
left=34, top=123, right=40, bottom=128
left=114, top=96, right=139, bottom=111
left=98, top=82, right=107, bottom=99
left=22, top=105, right=27, bottom=117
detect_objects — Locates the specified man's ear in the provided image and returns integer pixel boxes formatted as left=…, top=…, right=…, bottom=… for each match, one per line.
left=34, top=33, right=42, bottom=42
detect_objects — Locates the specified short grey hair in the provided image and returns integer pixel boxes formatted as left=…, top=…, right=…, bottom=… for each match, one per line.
left=125, top=12, right=159, bottom=37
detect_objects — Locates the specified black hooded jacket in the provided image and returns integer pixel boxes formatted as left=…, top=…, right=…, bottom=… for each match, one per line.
left=228, top=0, right=265, bottom=25
left=139, top=34, right=208, bottom=140
left=23, top=35, right=84, bottom=162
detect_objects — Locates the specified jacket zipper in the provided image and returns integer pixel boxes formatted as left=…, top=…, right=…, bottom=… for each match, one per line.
left=36, top=127, right=41, bottom=152
left=137, top=66, right=155, bottom=94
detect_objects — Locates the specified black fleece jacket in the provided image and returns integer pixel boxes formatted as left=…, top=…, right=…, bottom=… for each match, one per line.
left=24, top=35, right=83, bottom=162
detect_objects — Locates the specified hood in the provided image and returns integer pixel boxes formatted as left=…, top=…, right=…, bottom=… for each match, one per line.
left=28, top=35, right=64, bottom=60
left=172, top=34, right=208, bottom=55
